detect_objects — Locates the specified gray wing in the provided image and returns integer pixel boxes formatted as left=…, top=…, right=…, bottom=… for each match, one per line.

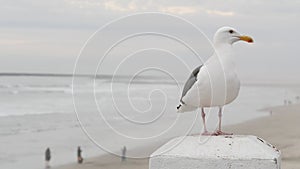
left=180, top=65, right=203, bottom=104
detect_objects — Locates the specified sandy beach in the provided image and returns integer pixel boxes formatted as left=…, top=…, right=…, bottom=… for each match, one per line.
left=54, top=103, right=300, bottom=169
left=226, top=103, right=300, bottom=169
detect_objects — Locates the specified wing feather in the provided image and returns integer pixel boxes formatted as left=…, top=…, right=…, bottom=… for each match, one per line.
left=180, top=65, right=202, bottom=104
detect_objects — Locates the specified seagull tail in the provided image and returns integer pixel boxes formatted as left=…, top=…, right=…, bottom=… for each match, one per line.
left=176, top=103, right=197, bottom=113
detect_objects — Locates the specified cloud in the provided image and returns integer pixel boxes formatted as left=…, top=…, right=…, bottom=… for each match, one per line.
left=0, top=39, right=31, bottom=45
left=1, top=0, right=300, bottom=82
left=104, top=0, right=137, bottom=12
left=65, top=0, right=103, bottom=8
left=159, top=6, right=235, bottom=16
left=159, top=6, right=198, bottom=15
left=205, top=9, right=235, bottom=16
left=102, top=1, right=198, bottom=15
left=63, top=0, right=235, bottom=17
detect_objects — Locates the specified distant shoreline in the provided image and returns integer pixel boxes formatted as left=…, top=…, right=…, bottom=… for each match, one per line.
left=1, top=73, right=300, bottom=87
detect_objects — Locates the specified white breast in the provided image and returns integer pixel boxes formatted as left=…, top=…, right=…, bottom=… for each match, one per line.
left=182, top=55, right=240, bottom=108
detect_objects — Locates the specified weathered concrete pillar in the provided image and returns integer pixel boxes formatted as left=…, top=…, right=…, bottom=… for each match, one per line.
left=150, top=135, right=281, bottom=169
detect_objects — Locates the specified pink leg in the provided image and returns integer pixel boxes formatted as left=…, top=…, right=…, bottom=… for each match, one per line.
left=201, top=108, right=213, bottom=135
left=214, top=107, right=232, bottom=136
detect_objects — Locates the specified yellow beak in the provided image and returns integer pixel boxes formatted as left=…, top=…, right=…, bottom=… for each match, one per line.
left=239, top=35, right=254, bottom=43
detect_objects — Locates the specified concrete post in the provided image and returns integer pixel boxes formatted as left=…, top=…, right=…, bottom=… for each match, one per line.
left=150, top=135, right=281, bottom=169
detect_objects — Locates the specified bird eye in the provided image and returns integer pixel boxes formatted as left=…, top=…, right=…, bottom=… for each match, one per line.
left=229, top=30, right=234, bottom=34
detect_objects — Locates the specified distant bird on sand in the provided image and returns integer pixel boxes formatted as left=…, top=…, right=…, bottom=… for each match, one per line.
left=177, top=26, right=253, bottom=135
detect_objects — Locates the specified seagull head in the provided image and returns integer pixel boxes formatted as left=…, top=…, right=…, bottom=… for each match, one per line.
left=213, top=26, right=253, bottom=46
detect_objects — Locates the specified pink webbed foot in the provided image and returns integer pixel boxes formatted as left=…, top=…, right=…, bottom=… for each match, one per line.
left=213, top=130, right=233, bottom=136
left=189, top=131, right=215, bottom=136
left=201, top=131, right=215, bottom=136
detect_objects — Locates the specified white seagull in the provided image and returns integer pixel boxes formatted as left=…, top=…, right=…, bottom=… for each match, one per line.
left=177, top=26, right=253, bottom=135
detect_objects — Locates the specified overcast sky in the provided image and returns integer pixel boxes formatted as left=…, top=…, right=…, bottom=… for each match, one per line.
left=1, top=0, right=300, bottom=83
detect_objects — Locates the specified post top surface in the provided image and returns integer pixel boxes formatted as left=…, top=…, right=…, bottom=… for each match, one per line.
left=151, top=135, right=280, bottom=160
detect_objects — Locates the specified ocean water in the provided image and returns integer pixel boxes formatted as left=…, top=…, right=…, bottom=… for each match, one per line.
left=0, top=75, right=298, bottom=169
